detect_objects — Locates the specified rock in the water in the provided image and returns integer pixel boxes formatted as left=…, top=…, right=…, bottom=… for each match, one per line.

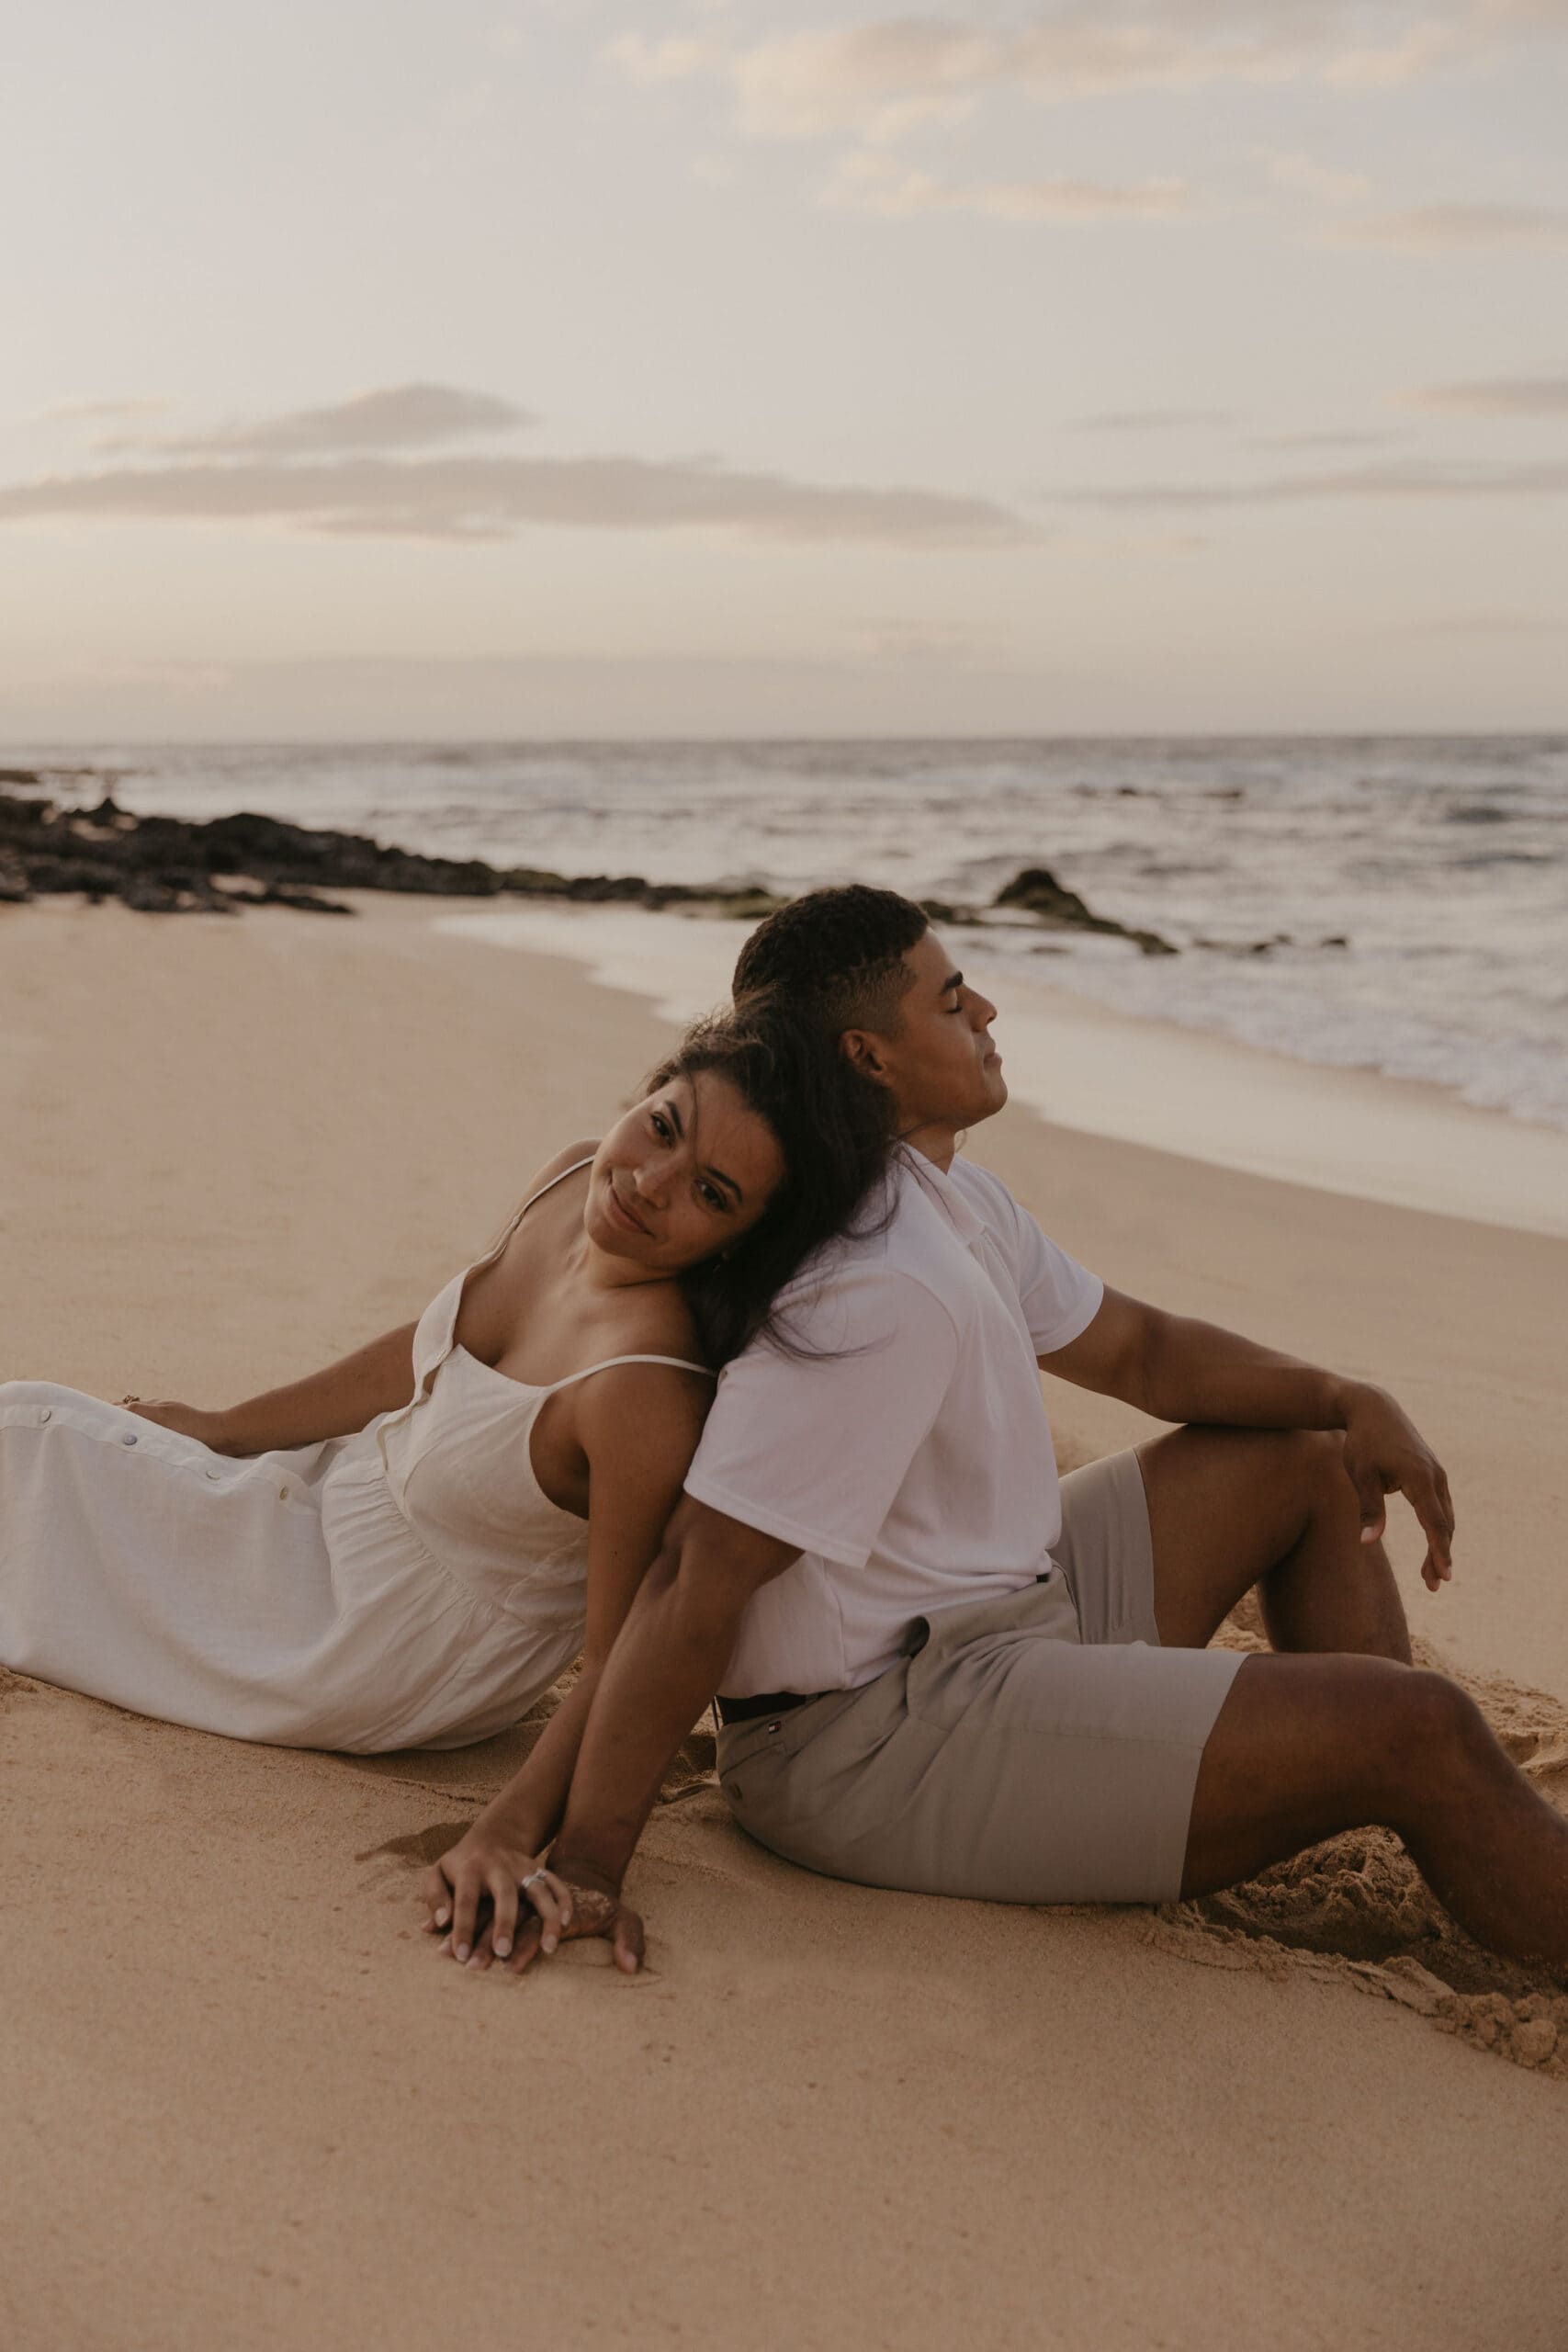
left=994, top=865, right=1176, bottom=956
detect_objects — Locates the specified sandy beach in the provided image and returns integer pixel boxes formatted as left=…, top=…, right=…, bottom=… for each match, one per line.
left=4, top=893, right=1567, bottom=2352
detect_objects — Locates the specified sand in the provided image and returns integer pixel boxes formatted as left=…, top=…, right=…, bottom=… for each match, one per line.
left=3, top=893, right=1567, bottom=2352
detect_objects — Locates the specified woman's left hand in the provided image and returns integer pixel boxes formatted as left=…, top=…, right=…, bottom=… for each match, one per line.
left=121, top=1396, right=235, bottom=1450
left=420, top=1822, right=573, bottom=1970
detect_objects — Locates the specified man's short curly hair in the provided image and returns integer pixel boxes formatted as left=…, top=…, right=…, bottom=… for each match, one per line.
left=732, top=885, right=930, bottom=1038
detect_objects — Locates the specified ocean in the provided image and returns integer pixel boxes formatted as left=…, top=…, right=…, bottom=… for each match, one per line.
left=13, top=734, right=1568, bottom=1135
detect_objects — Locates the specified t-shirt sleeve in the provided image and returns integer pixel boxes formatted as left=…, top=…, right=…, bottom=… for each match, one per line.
left=683, top=1265, right=960, bottom=1570
left=1011, top=1202, right=1105, bottom=1355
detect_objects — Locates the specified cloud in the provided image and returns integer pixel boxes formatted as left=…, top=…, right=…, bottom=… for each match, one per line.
left=100, top=383, right=536, bottom=458
left=1046, top=456, right=1568, bottom=508
left=824, top=150, right=1190, bottom=220
left=0, top=448, right=1035, bottom=549
left=1327, top=204, right=1568, bottom=251
left=1248, top=427, right=1405, bottom=448
left=603, top=30, right=727, bottom=82
left=33, top=396, right=171, bottom=424
left=1068, top=408, right=1234, bottom=432
left=1404, top=373, right=1568, bottom=414
left=604, top=6, right=1568, bottom=141
left=1254, top=148, right=1372, bottom=205
left=847, top=616, right=1011, bottom=664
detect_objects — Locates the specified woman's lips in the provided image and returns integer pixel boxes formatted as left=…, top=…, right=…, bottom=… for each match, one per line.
left=606, top=1176, right=650, bottom=1237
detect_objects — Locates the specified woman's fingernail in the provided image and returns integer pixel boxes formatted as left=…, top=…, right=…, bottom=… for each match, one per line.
left=494, top=1938, right=511, bottom=1959
left=455, top=1943, right=469, bottom=1963
left=542, top=1934, right=558, bottom=1954
left=434, top=1908, right=449, bottom=1928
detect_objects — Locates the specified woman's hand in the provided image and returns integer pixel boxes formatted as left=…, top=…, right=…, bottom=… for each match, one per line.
left=420, top=1822, right=574, bottom=1970
left=121, top=1397, right=239, bottom=1453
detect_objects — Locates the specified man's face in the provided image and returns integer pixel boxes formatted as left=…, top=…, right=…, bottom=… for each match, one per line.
left=849, top=928, right=1007, bottom=1135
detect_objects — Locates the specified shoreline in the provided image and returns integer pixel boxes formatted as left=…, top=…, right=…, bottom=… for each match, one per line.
left=436, top=903, right=1568, bottom=1241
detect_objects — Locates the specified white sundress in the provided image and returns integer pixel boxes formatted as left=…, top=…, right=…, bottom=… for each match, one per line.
left=0, top=1159, right=711, bottom=1752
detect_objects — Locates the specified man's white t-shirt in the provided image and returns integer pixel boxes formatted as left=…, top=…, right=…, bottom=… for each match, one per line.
left=683, top=1147, right=1104, bottom=1697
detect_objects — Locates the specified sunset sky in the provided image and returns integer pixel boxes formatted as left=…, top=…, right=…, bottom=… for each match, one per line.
left=4, top=0, right=1566, bottom=738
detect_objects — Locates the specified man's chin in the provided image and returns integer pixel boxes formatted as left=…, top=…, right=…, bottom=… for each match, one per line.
left=965, top=1070, right=1009, bottom=1124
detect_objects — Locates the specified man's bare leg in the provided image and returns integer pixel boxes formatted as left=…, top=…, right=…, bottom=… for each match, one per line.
left=1183, top=1655, right=1568, bottom=1966
left=1136, top=1424, right=1412, bottom=1662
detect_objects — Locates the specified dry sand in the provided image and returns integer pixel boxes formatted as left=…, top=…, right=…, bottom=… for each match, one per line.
left=3, top=894, right=1566, bottom=2352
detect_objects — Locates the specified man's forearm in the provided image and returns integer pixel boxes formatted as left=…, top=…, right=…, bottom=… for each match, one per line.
left=1141, top=1311, right=1367, bottom=1430
left=550, top=1549, right=742, bottom=1891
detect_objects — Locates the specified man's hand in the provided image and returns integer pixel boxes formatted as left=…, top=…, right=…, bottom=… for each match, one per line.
left=506, top=1859, right=646, bottom=1976
left=1340, top=1384, right=1455, bottom=1592
left=421, top=1823, right=573, bottom=1970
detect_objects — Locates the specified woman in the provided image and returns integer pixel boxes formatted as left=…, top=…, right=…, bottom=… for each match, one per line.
left=0, top=1005, right=889, bottom=1941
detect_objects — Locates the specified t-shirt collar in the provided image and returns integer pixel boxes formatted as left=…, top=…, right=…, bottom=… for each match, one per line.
left=896, top=1143, right=987, bottom=1249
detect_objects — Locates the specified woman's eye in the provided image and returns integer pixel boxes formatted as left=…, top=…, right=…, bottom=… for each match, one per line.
left=651, top=1112, right=671, bottom=1138
left=699, top=1183, right=723, bottom=1211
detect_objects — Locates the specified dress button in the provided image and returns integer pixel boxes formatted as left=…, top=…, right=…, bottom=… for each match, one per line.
left=121, top=1432, right=138, bottom=1447
left=277, top=1485, right=289, bottom=1501
left=39, top=1408, right=52, bottom=1422
left=206, top=1468, right=221, bottom=1481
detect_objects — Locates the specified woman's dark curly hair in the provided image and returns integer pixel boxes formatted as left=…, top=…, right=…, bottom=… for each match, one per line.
left=641, top=996, right=894, bottom=1368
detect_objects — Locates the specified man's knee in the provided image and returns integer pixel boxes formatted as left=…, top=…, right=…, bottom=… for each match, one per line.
left=1376, top=1668, right=1494, bottom=1809
left=1297, top=1424, right=1348, bottom=1493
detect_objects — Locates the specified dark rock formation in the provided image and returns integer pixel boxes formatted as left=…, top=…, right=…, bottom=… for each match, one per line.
left=1, top=784, right=1184, bottom=962
left=993, top=865, right=1176, bottom=956
left=0, top=787, right=786, bottom=922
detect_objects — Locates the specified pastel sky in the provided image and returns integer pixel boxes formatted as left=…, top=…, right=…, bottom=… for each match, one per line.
left=4, top=0, right=1566, bottom=739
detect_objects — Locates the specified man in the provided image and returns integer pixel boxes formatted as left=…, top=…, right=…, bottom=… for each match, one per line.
left=445, top=886, right=1568, bottom=1974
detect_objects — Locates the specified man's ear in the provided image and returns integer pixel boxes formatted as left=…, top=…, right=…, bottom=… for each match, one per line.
left=840, top=1026, right=887, bottom=1079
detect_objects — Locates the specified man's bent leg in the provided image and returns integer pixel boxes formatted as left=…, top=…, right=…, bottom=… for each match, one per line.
left=1185, top=1653, right=1568, bottom=1967
left=1135, top=1424, right=1412, bottom=1662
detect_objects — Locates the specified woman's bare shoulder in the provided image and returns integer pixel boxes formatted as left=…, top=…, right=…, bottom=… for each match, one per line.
left=522, top=1137, right=600, bottom=1199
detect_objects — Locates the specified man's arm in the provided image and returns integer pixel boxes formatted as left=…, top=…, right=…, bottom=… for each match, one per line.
left=1040, top=1287, right=1454, bottom=1564
left=1039, top=1286, right=1356, bottom=1430
left=512, top=1498, right=799, bottom=1972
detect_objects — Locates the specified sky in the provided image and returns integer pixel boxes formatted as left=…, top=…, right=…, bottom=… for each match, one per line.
left=3, top=0, right=1566, bottom=740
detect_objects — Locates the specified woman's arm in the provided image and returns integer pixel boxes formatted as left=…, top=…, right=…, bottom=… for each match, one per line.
left=422, top=1361, right=711, bottom=1966
left=130, top=1321, right=421, bottom=1454
left=134, top=1144, right=604, bottom=1456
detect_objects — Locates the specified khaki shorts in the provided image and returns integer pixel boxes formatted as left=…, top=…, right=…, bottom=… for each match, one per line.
left=716, top=1448, right=1245, bottom=1905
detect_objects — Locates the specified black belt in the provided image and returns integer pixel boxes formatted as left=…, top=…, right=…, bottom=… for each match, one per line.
left=714, top=1690, right=824, bottom=1727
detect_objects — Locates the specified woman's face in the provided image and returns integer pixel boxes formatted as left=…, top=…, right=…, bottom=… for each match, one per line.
left=585, top=1068, right=785, bottom=1274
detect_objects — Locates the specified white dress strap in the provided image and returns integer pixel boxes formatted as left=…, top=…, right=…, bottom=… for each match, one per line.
left=540, top=1353, right=715, bottom=1397
left=489, top=1153, right=597, bottom=1265
left=431, top=1155, right=598, bottom=1362
left=400, top=1153, right=599, bottom=1408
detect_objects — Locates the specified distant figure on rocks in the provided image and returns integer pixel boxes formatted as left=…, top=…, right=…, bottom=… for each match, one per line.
left=472, top=885, right=1568, bottom=1984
